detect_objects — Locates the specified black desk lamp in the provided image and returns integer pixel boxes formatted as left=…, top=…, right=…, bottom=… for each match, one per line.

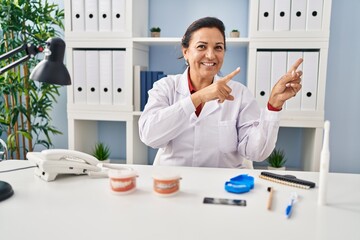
left=0, top=37, right=71, bottom=202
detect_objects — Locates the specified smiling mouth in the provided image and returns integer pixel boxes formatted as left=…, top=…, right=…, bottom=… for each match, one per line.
left=202, top=62, right=216, bottom=66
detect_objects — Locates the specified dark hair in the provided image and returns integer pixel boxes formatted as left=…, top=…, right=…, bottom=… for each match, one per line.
left=181, top=17, right=226, bottom=50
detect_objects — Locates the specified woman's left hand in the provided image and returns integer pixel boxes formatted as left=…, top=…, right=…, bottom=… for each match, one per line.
left=268, top=58, right=303, bottom=109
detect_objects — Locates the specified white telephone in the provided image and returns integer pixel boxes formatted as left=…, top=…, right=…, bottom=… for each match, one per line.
left=27, top=149, right=102, bottom=181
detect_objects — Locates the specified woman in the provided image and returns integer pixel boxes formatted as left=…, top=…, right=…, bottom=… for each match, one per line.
left=139, top=17, right=302, bottom=168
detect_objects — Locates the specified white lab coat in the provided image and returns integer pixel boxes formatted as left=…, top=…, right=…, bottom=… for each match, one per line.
left=139, top=68, right=280, bottom=168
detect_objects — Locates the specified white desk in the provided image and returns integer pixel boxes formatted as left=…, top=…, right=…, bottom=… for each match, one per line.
left=1, top=160, right=359, bottom=240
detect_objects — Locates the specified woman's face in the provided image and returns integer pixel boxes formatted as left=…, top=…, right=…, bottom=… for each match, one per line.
left=183, top=27, right=225, bottom=83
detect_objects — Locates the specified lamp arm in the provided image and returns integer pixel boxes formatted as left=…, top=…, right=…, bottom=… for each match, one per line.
left=0, top=43, right=43, bottom=75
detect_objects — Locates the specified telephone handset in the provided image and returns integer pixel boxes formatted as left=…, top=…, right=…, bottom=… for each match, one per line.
left=27, top=149, right=101, bottom=181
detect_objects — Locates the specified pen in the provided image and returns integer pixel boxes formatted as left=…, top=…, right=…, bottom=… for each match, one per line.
left=285, top=192, right=298, bottom=219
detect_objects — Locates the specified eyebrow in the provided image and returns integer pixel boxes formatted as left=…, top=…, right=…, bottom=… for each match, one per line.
left=196, top=41, right=224, bottom=45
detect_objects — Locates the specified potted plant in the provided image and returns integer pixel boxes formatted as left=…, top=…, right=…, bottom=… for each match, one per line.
left=0, top=0, right=64, bottom=159
left=267, top=148, right=287, bottom=170
left=150, top=27, right=161, bottom=37
left=92, top=142, right=111, bottom=162
left=230, top=29, right=240, bottom=38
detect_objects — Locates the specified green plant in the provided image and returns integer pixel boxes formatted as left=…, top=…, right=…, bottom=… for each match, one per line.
left=0, top=0, right=64, bottom=159
left=267, top=148, right=287, bottom=168
left=92, top=142, right=111, bottom=161
left=231, top=29, right=239, bottom=32
left=150, top=27, right=161, bottom=32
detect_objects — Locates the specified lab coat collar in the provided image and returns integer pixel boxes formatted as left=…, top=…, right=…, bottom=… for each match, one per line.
left=179, top=68, right=222, bottom=120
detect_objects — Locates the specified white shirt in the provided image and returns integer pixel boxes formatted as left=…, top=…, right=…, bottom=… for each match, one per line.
left=139, top=68, right=280, bottom=168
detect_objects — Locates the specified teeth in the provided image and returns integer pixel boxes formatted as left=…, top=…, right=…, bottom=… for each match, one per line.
left=203, top=62, right=215, bottom=66
left=111, top=180, right=132, bottom=189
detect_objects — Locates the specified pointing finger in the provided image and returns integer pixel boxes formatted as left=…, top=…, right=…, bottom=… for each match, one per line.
left=287, top=58, right=303, bottom=74
left=221, top=67, right=241, bottom=83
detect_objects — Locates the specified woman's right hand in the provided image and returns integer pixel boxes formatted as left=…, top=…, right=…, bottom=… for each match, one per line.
left=191, top=67, right=241, bottom=107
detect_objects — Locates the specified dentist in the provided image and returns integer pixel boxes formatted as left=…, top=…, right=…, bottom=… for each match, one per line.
left=139, top=17, right=302, bottom=168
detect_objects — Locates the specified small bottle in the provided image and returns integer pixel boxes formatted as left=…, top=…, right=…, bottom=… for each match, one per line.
left=318, top=121, right=330, bottom=205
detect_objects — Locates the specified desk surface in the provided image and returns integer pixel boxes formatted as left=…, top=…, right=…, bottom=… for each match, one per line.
left=1, top=160, right=359, bottom=240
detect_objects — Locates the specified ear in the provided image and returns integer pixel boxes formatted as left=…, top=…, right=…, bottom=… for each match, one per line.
left=182, top=47, right=188, bottom=59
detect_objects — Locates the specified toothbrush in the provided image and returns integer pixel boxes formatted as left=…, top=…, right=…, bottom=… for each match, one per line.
left=285, top=192, right=298, bottom=219
left=318, top=121, right=330, bottom=205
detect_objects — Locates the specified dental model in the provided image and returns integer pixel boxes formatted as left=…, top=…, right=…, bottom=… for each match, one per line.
left=108, top=169, right=137, bottom=194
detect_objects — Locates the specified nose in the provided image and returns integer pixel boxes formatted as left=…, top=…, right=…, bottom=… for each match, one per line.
left=205, top=49, right=215, bottom=59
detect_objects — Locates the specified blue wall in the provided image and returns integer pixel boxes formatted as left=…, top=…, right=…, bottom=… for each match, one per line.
left=48, top=0, right=359, bottom=173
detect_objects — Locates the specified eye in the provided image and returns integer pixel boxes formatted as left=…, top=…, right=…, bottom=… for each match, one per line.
left=215, top=45, right=224, bottom=51
left=197, top=44, right=206, bottom=50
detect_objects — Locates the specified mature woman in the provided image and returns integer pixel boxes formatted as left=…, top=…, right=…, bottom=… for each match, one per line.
left=139, top=17, right=302, bottom=168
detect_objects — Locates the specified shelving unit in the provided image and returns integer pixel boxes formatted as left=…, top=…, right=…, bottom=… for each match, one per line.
left=65, top=0, right=331, bottom=170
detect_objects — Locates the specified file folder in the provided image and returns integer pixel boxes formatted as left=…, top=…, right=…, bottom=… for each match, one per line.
left=99, top=51, right=113, bottom=105
left=271, top=51, right=287, bottom=89
left=71, top=0, right=85, bottom=32
left=306, top=0, right=323, bottom=30
left=258, top=0, right=275, bottom=31
left=301, top=51, right=319, bottom=111
left=290, top=0, right=307, bottom=31
left=99, top=0, right=112, bottom=32
left=85, top=0, right=98, bottom=32
left=285, top=51, right=303, bottom=110
left=112, top=50, right=126, bottom=105
left=73, top=50, right=87, bottom=103
left=112, top=0, right=126, bottom=32
left=274, top=0, right=290, bottom=31
left=255, top=51, right=272, bottom=108
left=140, top=71, right=147, bottom=111
left=85, top=50, right=100, bottom=104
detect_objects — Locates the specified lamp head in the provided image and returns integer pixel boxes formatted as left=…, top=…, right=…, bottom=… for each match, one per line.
left=30, top=37, right=71, bottom=85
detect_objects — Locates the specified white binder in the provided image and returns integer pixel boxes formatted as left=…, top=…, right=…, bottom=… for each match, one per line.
left=73, top=50, right=87, bottom=103
left=71, top=0, right=85, bottom=31
left=285, top=51, right=303, bottom=110
left=99, top=0, right=112, bottom=32
left=301, top=51, right=319, bottom=111
left=290, top=0, right=307, bottom=30
left=271, top=51, right=287, bottom=89
left=306, top=0, right=323, bottom=30
left=258, top=0, right=275, bottom=31
left=112, top=0, right=126, bottom=32
left=85, top=0, right=98, bottom=32
left=112, top=50, right=126, bottom=105
left=274, top=0, right=291, bottom=31
left=255, top=51, right=272, bottom=108
left=85, top=50, right=100, bottom=104
left=99, top=51, right=113, bottom=105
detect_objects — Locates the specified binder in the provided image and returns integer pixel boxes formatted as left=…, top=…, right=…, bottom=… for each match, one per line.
left=271, top=51, right=287, bottom=89
left=258, top=0, right=275, bottom=31
left=301, top=51, right=319, bottom=111
left=134, top=65, right=147, bottom=111
left=112, top=50, right=126, bottom=105
left=255, top=51, right=272, bottom=108
left=73, top=50, right=87, bottom=103
left=274, top=0, right=291, bottom=31
left=85, top=0, right=98, bottom=32
left=306, top=0, right=323, bottom=30
left=71, top=0, right=85, bottom=31
left=140, top=71, right=147, bottom=111
left=112, top=0, right=126, bottom=32
left=285, top=51, right=303, bottom=110
left=290, top=0, right=307, bottom=31
left=99, top=0, right=112, bottom=32
left=99, top=51, right=113, bottom=105
left=85, top=50, right=100, bottom=104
